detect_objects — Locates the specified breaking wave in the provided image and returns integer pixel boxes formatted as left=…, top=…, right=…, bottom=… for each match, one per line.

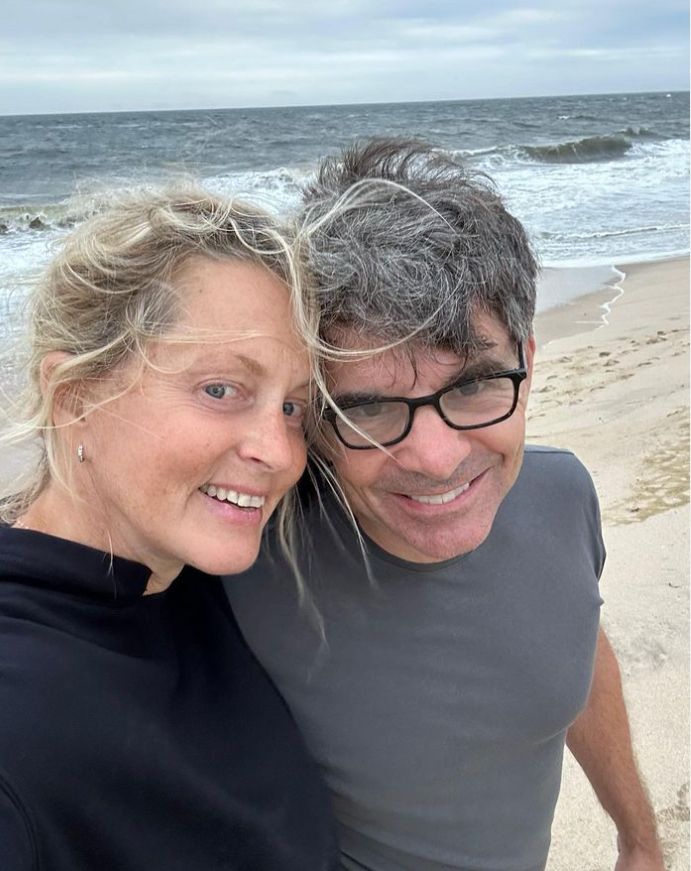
left=457, top=129, right=674, bottom=168
left=0, top=165, right=310, bottom=238
left=522, top=134, right=634, bottom=163
left=0, top=204, right=78, bottom=236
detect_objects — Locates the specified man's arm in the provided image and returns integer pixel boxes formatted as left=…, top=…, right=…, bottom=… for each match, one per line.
left=566, top=628, right=665, bottom=870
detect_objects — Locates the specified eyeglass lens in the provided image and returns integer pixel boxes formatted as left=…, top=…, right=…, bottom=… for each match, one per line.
left=335, top=375, right=519, bottom=447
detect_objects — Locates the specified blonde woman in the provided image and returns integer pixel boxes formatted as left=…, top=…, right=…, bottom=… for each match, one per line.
left=0, top=189, right=337, bottom=869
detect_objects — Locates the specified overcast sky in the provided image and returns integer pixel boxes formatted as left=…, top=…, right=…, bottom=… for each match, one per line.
left=1, top=0, right=688, bottom=115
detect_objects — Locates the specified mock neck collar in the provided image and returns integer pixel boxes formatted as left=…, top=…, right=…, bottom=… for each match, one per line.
left=0, top=526, right=153, bottom=603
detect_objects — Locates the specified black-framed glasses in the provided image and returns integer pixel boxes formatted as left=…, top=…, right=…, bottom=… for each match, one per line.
left=325, top=344, right=527, bottom=450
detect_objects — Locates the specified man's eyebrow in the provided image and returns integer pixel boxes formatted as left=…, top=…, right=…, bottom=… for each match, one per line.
left=331, top=390, right=384, bottom=406
left=450, top=353, right=517, bottom=383
left=330, top=350, right=519, bottom=405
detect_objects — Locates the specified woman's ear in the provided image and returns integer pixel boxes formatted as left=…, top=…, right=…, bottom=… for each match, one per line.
left=39, top=352, right=85, bottom=426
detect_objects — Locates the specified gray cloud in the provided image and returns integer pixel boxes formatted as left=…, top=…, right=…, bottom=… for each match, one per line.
left=1, top=0, right=687, bottom=114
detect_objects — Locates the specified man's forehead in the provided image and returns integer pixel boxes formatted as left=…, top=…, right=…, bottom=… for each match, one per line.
left=326, top=317, right=515, bottom=394
left=330, top=312, right=512, bottom=352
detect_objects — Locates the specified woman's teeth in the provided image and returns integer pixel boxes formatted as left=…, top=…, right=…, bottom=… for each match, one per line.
left=200, top=484, right=265, bottom=509
left=407, top=482, right=470, bottom=505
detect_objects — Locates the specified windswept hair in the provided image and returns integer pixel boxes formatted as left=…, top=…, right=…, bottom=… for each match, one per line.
left=300, top=137, right=538, bottom=354
left=1, top=186, right=314, bottom=585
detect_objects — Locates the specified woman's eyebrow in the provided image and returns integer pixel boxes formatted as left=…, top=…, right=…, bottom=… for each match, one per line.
left=183, top=351, right=267, bottom=376
left=292, top=380, right=312, bottom=394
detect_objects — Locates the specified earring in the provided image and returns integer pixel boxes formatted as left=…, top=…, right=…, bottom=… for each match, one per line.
left=77, top=443, right=86, bottom=463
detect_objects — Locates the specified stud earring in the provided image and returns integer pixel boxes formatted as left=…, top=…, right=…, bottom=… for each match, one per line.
left=77, top=443, right=85, bottom=463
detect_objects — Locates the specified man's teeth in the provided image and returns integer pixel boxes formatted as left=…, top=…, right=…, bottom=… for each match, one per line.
left=200, top=484, right=265, bottom=508
left=407, top=483, right=470, bottom=505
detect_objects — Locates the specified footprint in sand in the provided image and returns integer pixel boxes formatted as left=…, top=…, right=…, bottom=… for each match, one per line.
left=604, top=410, right=690, bottom=525
left=657, top=782, right=690, bottom=869
left=658, top=782, right=690, bottom=825
left=617, top=635, right=669, bottom=673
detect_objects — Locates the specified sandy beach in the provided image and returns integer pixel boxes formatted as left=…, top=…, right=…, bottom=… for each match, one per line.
left=529, top=257, right=690, bottom=870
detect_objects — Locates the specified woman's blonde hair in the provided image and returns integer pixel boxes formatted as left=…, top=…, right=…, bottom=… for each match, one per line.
left=1, top=185, right=316, bottom=584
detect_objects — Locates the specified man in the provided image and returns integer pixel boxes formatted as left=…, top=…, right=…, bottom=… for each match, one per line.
left=226, top=140, right=663, bottom=871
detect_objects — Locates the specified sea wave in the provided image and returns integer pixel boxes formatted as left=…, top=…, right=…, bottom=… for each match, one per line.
left=459, top=129, right=683, bottom=170
left=0, top=167, right=311, bottom=237
left=538, top=223, right=689, bottom=242
left=0, top=204, right=79, bottom=236
left=203, top=165, right=309, bottom=211
left=522, top=134, right=634, bottom=163
left=556, top=113, right=600, bottom=122
left=616, top=126, right=662, bottom=139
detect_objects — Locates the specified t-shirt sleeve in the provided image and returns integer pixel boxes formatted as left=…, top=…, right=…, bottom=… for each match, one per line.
left=581, top=458, right=606, bottom=581
left=0, top=775, right=37, bottom=870
left=521, top=447, right=607, bottom=582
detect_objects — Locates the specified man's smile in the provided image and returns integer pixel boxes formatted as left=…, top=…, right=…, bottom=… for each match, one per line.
left=404, top=482, right=471, bottom=505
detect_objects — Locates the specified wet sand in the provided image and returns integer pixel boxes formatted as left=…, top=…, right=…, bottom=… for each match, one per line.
left=529, top=256, right=690, bottom=870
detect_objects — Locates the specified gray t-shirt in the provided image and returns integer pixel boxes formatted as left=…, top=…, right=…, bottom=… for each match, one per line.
left=227, top=446, right=605, bottom=871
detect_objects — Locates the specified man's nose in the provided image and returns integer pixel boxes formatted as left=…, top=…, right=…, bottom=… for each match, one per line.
left=393, top=405, right=472, bottom=479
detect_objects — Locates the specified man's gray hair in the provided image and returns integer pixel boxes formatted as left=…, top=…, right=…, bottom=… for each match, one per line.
left=300, top=138, right=538, bottom=353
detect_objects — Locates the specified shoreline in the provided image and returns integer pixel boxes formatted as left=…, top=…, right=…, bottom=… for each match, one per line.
left=529, top=255, right=689, bottom=870
left=535, top=253, right=687, bottom=345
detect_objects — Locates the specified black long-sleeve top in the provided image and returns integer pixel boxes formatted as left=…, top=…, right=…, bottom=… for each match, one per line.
left=0, top=527, right=337, bottom=870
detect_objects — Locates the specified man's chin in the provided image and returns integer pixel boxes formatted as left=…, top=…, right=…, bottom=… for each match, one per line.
left=363, top=519, right=494, bottom=564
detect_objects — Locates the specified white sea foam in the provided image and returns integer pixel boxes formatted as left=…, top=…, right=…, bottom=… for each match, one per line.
left=537, top=264, right=622, bottom=314
left=203, top=166, right=308, bottom=213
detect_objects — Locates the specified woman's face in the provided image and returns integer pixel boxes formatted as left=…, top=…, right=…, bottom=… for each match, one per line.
left=74, top=256, right=310, bottom=583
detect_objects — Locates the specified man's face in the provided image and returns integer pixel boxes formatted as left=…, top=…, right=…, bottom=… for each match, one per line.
left=325, top=314, right=535, bottom=563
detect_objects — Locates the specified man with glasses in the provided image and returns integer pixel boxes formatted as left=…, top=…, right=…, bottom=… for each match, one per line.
left=226, top=140, right=662, bottom=871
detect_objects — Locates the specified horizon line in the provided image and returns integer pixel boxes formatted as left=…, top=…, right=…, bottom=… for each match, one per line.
left=1, top=88, right=687, bottom=120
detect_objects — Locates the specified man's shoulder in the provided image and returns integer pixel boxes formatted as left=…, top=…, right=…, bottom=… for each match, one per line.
left=511, top=444, right=600, bottom=516
left=523, top=443, right=582, bottom=462
left=521, top=444, right=594, bottom=479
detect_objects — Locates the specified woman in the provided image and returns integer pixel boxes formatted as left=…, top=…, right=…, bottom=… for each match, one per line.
left=0, top=189, right=337, bottom=869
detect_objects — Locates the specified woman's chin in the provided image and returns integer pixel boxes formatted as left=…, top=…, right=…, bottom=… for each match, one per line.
left=191, top=548, right=261, bottom=579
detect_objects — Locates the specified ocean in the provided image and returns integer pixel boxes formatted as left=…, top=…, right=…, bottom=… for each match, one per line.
left=0, top=91, right=688, bottom=313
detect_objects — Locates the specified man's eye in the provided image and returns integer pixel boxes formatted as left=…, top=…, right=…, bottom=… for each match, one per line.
left=204, top=383, right=238, bottom=400
left=453, top=380, right=483, bottom=397
left=346, top=402, right=388, bottom=420
left=442, top=380, right=485, bottom=411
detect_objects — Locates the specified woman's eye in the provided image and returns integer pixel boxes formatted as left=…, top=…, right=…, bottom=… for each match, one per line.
left=282, top=400, right=306, bottom=422
left=204, top=383, right=238, bottom=400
